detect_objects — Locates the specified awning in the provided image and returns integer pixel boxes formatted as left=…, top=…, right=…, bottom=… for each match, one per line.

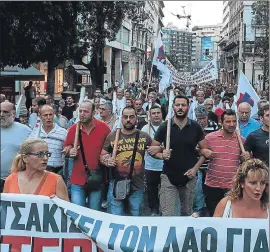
left=75, top=70, right=91, bottom=75
left=69, top=65, right=90, bottom=75
left=0, top=66, right=45, bottom=81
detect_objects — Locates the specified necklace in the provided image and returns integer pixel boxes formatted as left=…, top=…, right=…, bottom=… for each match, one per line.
left=103, top=116, right=113, bottom=125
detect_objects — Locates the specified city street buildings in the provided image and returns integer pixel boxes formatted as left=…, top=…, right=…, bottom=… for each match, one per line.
left=162, top=24, right=192, bottom=72
left=191, top=24, right=222, bottom=73
left=218, top=1, right=264, bottom=88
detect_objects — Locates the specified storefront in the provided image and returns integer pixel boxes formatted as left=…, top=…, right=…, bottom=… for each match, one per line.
left=0, top=66, right=45, bottom=103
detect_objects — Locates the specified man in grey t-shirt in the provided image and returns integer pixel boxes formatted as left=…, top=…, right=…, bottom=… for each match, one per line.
left=0, top=101, right=31, bottom=192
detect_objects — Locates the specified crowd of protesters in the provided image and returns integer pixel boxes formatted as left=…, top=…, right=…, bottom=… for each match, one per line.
left=0, top=79, right=269, bottom=219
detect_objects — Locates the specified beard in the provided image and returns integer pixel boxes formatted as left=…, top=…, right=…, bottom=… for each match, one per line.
left=174, top=110, right=188, bottom=119
left=0, top=116, right=14, bottom=128
left=123, top=123, right=136, bottom=130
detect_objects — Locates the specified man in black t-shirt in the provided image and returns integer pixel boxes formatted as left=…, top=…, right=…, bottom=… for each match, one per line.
left=154, top=95, right=210, bottom=216
left=245, top=105, right=269, bottom=166
left=62, top=96, right=77, bottom=121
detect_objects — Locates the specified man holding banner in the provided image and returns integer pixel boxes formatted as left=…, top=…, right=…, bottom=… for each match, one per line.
left=204, top=109, right=250, bottom=216
left=100, top=106, right=160, bottom=216
left=64, top=100, right=110, bottom=210
left=154, top=95, right=209, bottom=216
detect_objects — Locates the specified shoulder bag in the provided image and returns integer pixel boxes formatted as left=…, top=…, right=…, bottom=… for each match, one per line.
left=113, top=130, right=140, bottom=200
left=79, top=129, right=102, bottom=191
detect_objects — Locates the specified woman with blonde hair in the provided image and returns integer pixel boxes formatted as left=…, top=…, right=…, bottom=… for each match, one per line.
left=214, top=159, right=269, bottom=218
left=4, top=138, right=69, bottom=201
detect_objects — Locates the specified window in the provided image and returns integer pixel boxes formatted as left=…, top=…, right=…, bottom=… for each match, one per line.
left=122, top=27, right=130, bottom=45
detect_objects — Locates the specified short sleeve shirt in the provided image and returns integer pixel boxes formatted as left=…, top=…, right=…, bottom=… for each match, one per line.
left=244, top=128, right=269, bottom=166
left=154, top=118, right=205, bottom=186
left=103, top=130, right=152, bottom=190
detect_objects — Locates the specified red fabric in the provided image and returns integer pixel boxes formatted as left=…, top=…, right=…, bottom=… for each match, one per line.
left=215, top=108, right=224, bottom=121
left=64, top=119, right=110, bottom=185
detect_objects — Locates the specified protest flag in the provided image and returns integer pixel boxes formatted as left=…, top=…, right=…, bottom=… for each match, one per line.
left=152, top=31, right=172, bottom=93
left=236, top=71, right=260, bottom=116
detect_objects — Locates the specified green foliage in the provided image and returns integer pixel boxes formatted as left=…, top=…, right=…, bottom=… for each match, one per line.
left=0, top=1, right=148, bottom=94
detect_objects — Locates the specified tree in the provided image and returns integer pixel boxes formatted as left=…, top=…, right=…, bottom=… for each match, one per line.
left=78, top=1, right=148, bottom=90
left=252, top=1, right=269, bottom=89
left=0, top=1, right=87, bottom=97
left=0, top=1, right=148, bottom=96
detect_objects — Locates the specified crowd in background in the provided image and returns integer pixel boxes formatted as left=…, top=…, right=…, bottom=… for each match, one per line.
left=0, top=79, right=269, bottom=219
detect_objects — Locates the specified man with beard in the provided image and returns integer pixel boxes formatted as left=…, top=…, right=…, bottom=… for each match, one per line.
left=100, top=106, right=161, bottom=216
left=153, top=95, right=210, bottom=216
left=204, top=109, right=250, bottom=216
left=0, top=101, right=31, bottom=192
left=64, top=100, right=111, bottom=210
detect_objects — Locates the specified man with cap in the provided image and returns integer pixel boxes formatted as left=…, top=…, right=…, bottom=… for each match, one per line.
left=192, top=105, right=220, bottom=217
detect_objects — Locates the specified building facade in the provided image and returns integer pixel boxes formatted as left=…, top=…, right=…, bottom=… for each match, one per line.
left=218, top=0, right=264, bottom=88
left=162, top=26, right=192, bottom=72
left=191, top=24, right=222, bottom=73
left=100, top=1, right=164, bottom=90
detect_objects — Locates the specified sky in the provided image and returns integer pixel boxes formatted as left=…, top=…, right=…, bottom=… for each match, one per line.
left=163, top=1, right=223, bottom=29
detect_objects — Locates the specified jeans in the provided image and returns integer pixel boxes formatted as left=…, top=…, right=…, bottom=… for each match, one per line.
left=71, top=184, right=102, bottom=211
left=145, top=170, right=162, bottom=212
left=107, top=181, right=144, bottom=216
left=193, top=170, right=205, bottom=213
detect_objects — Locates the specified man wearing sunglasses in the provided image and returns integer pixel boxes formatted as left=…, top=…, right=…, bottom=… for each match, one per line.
left=1, top=101, right=31, bottom=192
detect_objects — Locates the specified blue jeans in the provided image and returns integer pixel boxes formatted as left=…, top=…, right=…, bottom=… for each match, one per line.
left=193, top=170, right=205, bottom=213
left=107, top=181, right=144, bottom=216
left=71, top=184, right=102, bottom=211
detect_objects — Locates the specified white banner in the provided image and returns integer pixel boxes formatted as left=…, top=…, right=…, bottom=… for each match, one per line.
left=168, top=60, right=219, bottom=86
left=1, top=194, right=269, bottom=252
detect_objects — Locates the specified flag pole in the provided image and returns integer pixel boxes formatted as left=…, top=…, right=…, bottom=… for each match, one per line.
left=166, top=89, right=174, bottom=150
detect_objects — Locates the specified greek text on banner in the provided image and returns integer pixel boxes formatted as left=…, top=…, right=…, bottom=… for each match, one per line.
left=0, top=194, right=268, bottom=252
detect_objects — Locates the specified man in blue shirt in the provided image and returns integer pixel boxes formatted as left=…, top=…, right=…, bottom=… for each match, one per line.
left=238, top=102, right=261, bottom=138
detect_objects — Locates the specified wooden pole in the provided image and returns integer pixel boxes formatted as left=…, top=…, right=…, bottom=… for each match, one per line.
left=166, top=89, right=174, bottom=150
left=74, top=121, right=81, bottom=149
left=147, top=102, right=152, bottom=135
left=112, top=107, right=123, bottom=159
left=146, top=62, right=154, bottom=96
left=112, top=129, right=121, bottom=159
left=225, top=102, right=245, bottom=154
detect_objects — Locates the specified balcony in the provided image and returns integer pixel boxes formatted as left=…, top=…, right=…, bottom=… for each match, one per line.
left=131, top=40, right=145, bottom=53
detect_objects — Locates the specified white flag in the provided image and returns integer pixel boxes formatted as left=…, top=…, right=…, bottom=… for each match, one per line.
left=236, top=71, right=260, bottom=116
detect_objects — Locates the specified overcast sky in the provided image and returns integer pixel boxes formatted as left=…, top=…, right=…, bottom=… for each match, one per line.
left=163, top=1, right=223, bottom=29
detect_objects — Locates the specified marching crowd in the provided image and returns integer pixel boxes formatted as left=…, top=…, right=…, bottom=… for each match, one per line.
left=0, top=80, right=269, bottom=219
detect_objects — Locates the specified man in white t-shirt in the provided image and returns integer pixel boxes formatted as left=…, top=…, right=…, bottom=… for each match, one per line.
left=1, top=101, right=31, bottom=192
left=116, top=88, right=126, bottom=115
left=141, top=105, right=164, bottom=216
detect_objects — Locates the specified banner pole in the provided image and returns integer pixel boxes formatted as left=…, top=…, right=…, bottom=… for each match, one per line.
left=166, top=89, right=174, bottom=150
left=225, top=103, right=245, bottom=154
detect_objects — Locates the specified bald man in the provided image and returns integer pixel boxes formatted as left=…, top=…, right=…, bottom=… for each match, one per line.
left=1, top=101, right=31, bottom=191
left=238, top=102, right=261, bottom=138
left=29, top=105, right=68, bottom=174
